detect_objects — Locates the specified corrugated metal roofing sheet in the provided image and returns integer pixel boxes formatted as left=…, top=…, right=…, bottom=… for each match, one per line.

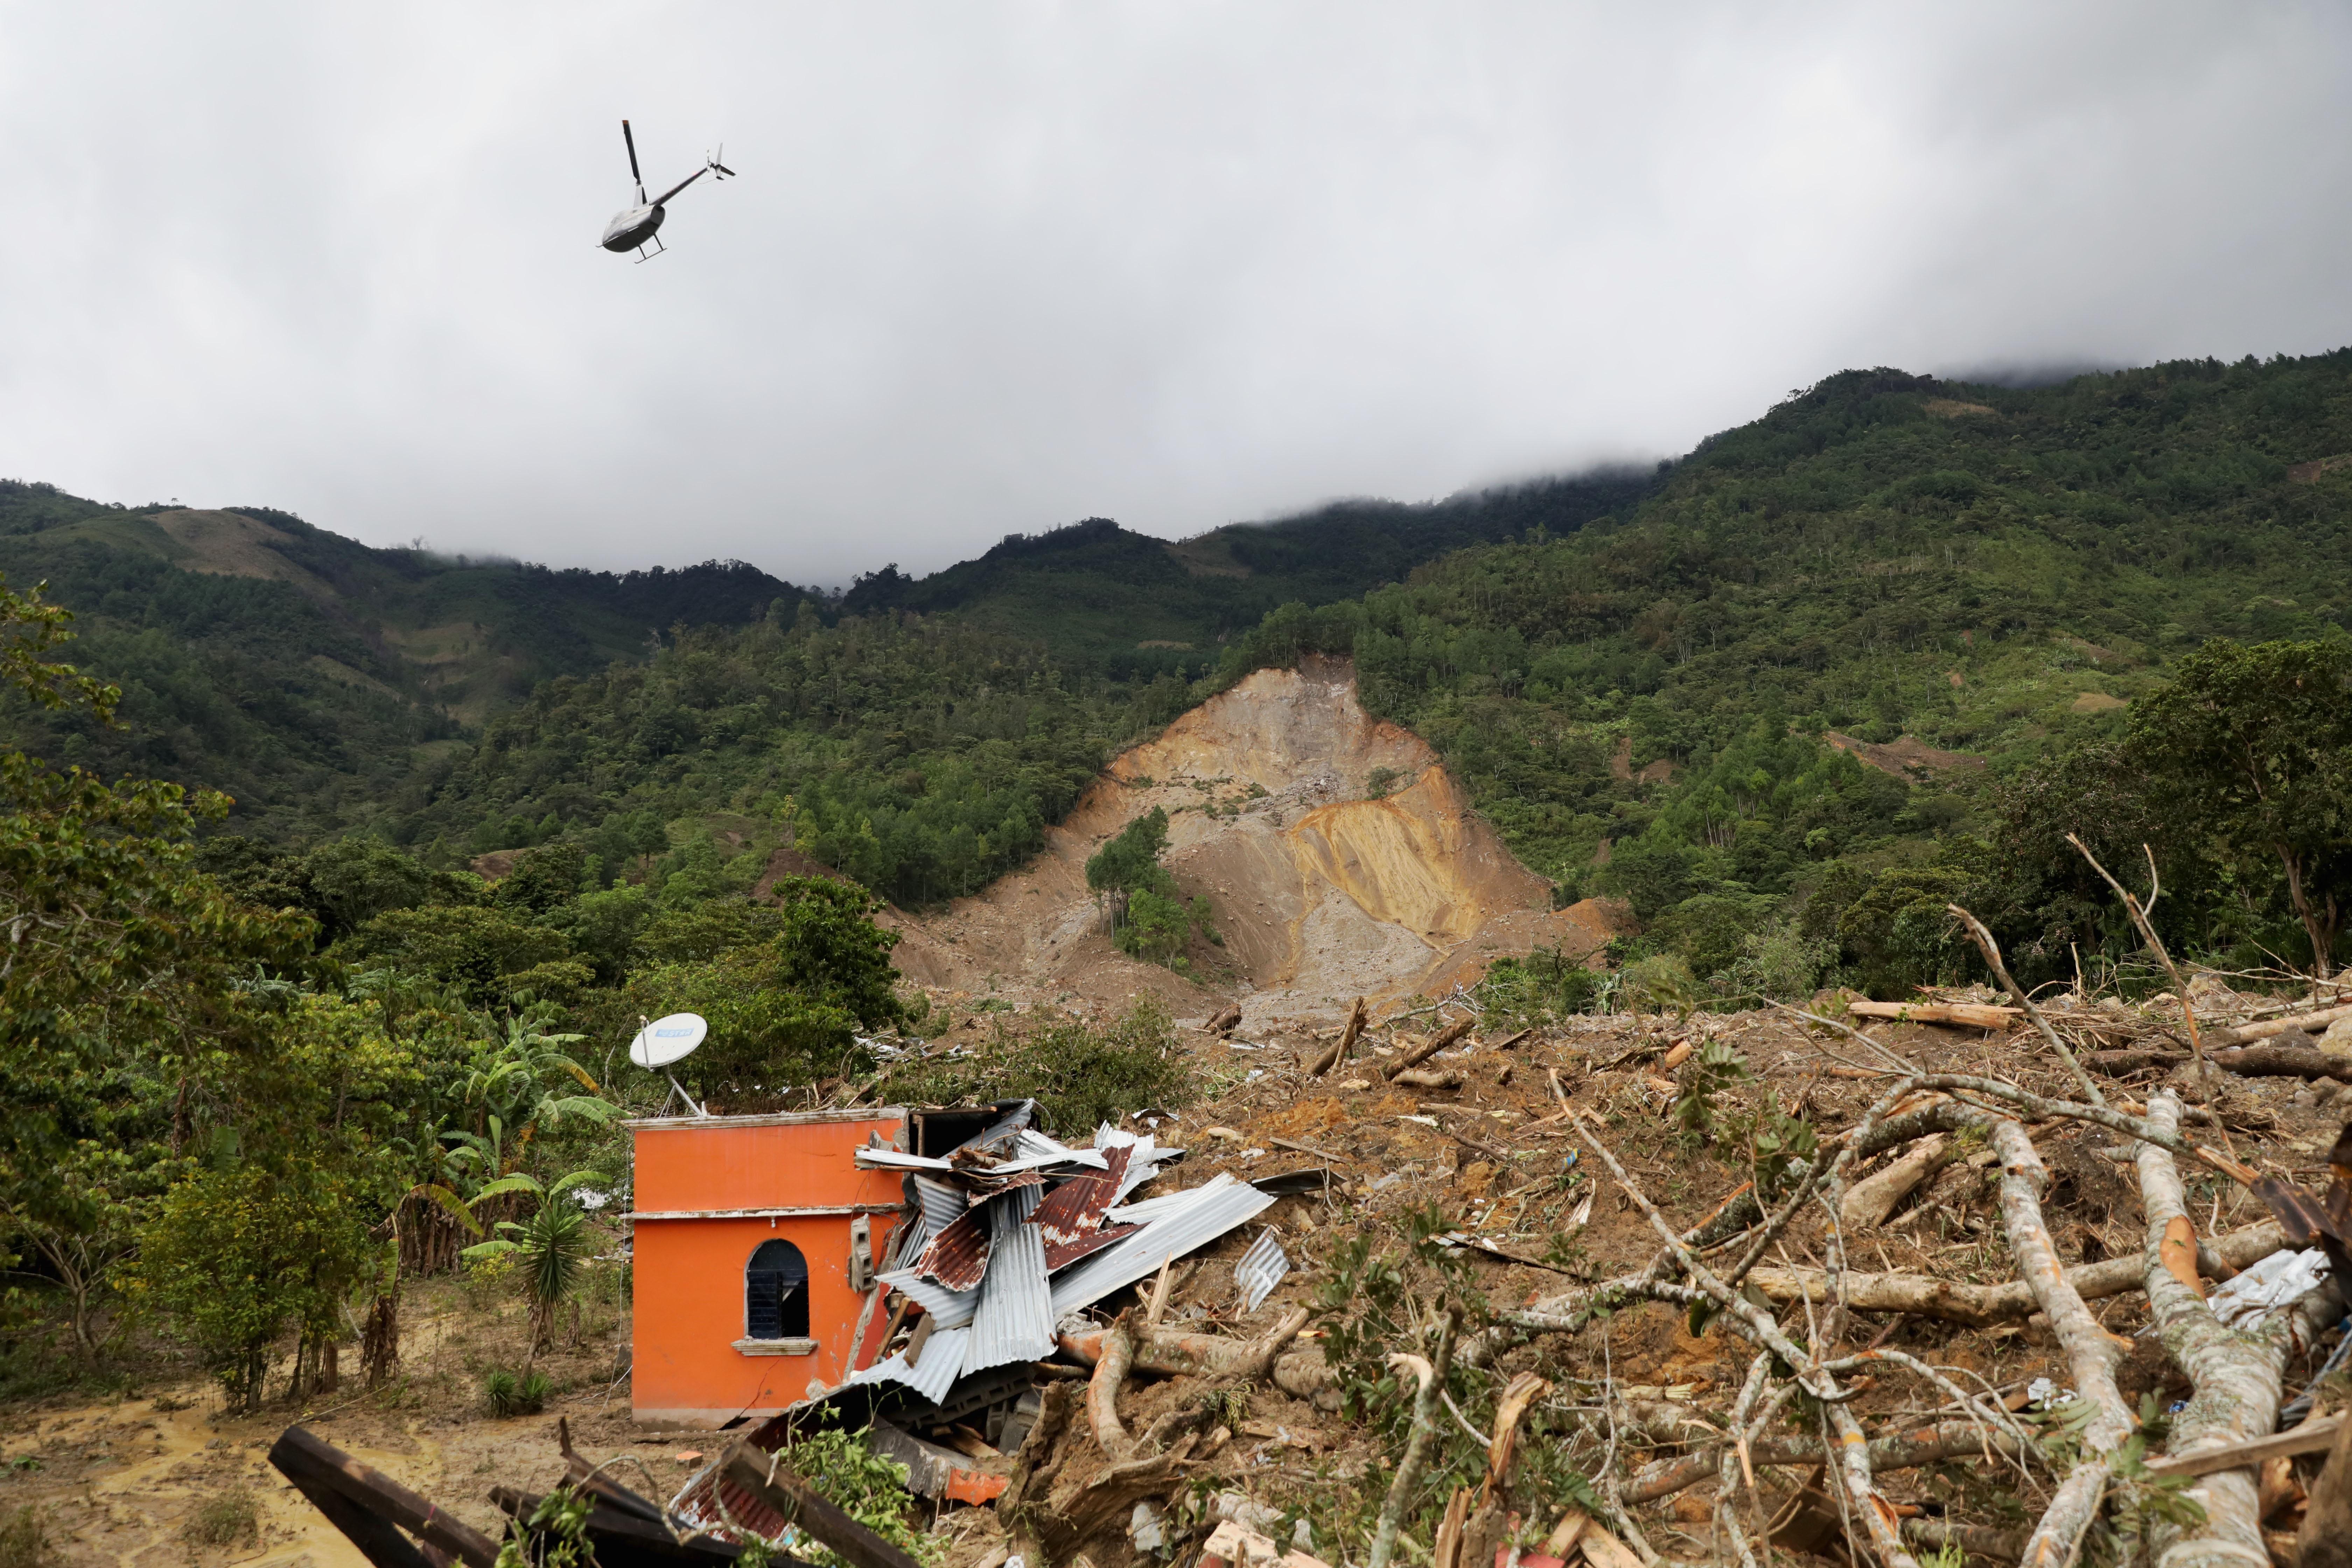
left=914, top=1204, right=991, bottom=1291
left=1107, top=1170, right=1237, bottom=1225
left=914, top=1176, right=968, bottom=1232
left=966, top=1187, right=1055, bottom=1374
left=855, top=1147, right=955, bottom=1171
left=952, top=1099, right=1036, bottom=1156
left=1234, top=1227, right=1290, bottom=1312
left=1030, top=1145, right=1131, bottom=1247
left=1012, top=1127, right=1110, bottom=1168
left=851, top=1321, right=971, bottom=1406
left=1043, top=1222, right=1136, bottom=1272
left=1050, top=1180, right=1277, bottom=1318
left=877, top=1268, right=977, bottom=1328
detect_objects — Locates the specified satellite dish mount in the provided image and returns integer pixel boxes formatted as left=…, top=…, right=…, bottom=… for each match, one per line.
left=630, top=1012, right=712, bottom=1118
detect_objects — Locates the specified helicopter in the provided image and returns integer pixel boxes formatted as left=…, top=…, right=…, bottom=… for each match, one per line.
left=600, top=120, right=734, bottom=261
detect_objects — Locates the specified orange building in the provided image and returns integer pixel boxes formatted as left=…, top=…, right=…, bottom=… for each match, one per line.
left=625, top=1107, right=910, bottom=1426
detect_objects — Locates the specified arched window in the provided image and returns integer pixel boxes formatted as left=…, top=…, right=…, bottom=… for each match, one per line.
left=746, top=1239, right=809, bottom=1341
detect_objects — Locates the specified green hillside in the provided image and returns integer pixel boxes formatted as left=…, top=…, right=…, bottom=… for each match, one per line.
left=378, top=350, right=2352, bottom=996
left=17, top=349, right=2352, bottom=995
left=838, top=469, right=1652, bottom=678
left=0, top=483, right=805, bottom=839
left=1206, top=354, right=2352, bottom=988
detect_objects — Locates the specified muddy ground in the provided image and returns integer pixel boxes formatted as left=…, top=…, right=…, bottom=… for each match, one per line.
left=3, top=994, right=2339, bottom=1566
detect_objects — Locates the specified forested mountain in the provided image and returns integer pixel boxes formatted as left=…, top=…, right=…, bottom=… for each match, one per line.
left=373, top=350, right=2352, bottom=999
left=1208, top=354, right=2352, bottom=989
left=0, top=484, right=804, bottom=838
left=13, top=349, right=2352, bottom=997
left=837, top=469, right=1653, bottom=678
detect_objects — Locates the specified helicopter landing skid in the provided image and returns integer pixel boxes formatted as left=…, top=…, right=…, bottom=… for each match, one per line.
left=635, top=235, right=668, bottom=263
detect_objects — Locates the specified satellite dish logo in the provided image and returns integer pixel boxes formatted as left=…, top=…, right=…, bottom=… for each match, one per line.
left=656, top=1026, right=692, bottom=1037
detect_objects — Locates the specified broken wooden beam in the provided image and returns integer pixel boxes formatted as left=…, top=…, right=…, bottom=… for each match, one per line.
left=490, top=1486, right=743, bottom=1562
left=2144, top=1414, right=2345, bottom=1480
left=269, top=1426, right=503, bottom=1568
left=720, top=1441, right=925, bottom=1568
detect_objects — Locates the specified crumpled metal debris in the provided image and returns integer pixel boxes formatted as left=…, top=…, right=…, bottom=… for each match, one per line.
left=1234, top=1228, right=1291, bottom=1312
left=2208, top=1245, right=2332, bottom=1329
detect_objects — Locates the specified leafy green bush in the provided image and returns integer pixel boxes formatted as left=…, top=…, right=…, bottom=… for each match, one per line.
left=1085, top=809, right=1216, bottom=970
left=1617, top=953, right=1699, bottom=1015
left=483, top=1367, right=552, bottom=1416
left=877, top=999, right=1192, bottom=1137
left=1647, top=892, right=1777, bottom=980
left=126, top=1159, right=372, bottom=1411
left=1835, top=863, right=1979, bottom=997
left=777, top=1427, right=943, bottom=1568
left=1474, top=950, right=1603, bottom=1024
left=1720, top=919, right=1839, bottom=1003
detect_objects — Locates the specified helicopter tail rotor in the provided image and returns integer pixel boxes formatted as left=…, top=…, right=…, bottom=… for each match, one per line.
left=708, top=144, right=736, bottom=180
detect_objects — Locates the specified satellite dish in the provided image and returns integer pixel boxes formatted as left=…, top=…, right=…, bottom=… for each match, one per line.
left=630, top=1013, right=712, bottom=1117
left=631, top=1012, right=708, bottom=1068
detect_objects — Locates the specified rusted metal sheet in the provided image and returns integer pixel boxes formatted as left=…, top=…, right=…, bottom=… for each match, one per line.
left=1043, top=1222, right=1137, bottom=1272
left=914, top=1203, right=990, bottom=1291
left=1029, top=1144, right=1131, bottom=1247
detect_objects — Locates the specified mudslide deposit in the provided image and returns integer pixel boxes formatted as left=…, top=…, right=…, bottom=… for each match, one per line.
left=884, top=658, right=1628, bottom=1022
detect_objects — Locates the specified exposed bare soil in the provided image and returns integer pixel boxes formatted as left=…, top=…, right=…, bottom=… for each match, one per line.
left=885, top=658, right=1629, bottom=1023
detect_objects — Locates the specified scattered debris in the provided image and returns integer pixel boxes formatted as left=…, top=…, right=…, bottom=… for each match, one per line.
left=1233, top=1228, right=1291, bottom=1312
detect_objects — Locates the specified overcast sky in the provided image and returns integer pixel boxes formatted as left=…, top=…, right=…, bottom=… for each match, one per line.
left=4, top=4, right=2351, bottom=584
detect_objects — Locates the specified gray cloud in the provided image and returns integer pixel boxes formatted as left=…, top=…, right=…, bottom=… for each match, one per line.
left=3, top=2, right=2349, bottom=582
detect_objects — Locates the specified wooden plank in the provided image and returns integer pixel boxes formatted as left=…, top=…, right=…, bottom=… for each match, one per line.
left=278, top=1468, right=444, bottom=1568
left=557, top=1416, right=670, bottom=1525
left=722, top=1442, right=926, bottom=1568
left=2144, top=1414, right=2344, bottom=1479
left=270, top=1426, right=503, bottom=1568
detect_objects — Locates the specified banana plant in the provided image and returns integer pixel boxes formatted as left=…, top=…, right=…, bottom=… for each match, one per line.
left=459, top=1169, right=604, bottom=1366
left=454, top=1011, right=617, bottom=1168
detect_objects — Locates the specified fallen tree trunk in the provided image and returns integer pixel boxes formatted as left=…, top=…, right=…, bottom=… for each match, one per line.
left=1996, top=1115, right=2135, bottom=1568
left=1847, top=999, right=2018, bottom=1030
left=1624, top=1417, right=2031, bottom=1502
left=2137, top=1092, right=2304, bottom=1568
left=1840, top=1134, right=1949, bottom=1230
left=1382, top=1017, right=1476, bottom=1080
left=2211, top=1043, right=2352, bottom=1082
left=2086, top=1046, right=2190, bottom=1074
left=1902, top=1518, right=2028, bottom=1563
left=2207, top=1003, right=2352, bottom=1049
left=1308, top=997, right=1368, bottom=1076
left=1060, top=1308, right=1312, bottom=1384
left=1737, top=1218, right=2284, bottom=1325
left=1088, top=1317, right=1138, bottom=1462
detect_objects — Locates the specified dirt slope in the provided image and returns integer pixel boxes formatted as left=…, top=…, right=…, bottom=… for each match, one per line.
left=885, top=657, right=1628, bottom=1022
